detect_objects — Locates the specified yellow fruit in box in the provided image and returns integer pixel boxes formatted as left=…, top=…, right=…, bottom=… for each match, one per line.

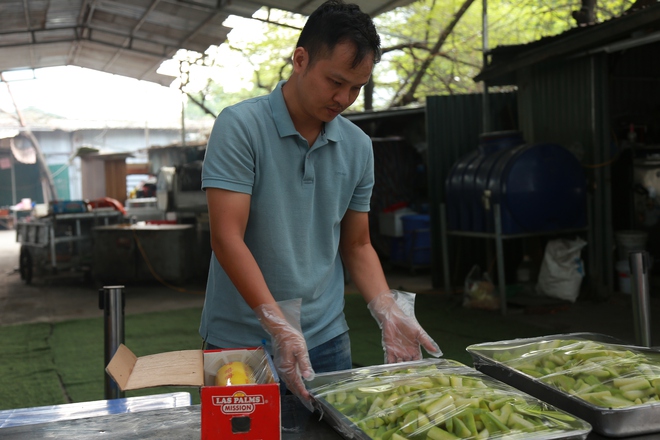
left=215, top=361, right=255, bottom=386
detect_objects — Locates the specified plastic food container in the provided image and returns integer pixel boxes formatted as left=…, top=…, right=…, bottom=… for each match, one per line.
left=467, top=333, right=660, bottom=437
left=307, top=358, right=591, bottom=440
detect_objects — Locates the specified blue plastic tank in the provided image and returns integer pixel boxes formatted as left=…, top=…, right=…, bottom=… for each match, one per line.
left=484, top=143, right=587, bottom=234
left=447, top=134, right=587, bottom=234
left=445, top=131, right=525, bottom=231
left=445, top=150, right=479, bottom=230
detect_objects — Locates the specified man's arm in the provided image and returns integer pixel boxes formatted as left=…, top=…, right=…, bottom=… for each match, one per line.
left=206, top=187, right=274, bottom=308
left=338, top=209, right=389, bottom=303
left=340, top=209, right=442, bottom=363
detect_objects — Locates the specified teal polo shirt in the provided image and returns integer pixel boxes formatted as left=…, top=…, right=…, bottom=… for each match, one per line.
left=200, top=80, right=374, bottom=350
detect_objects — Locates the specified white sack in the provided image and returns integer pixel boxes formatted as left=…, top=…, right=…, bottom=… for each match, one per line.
left=536, top=237, right=587, bottom=303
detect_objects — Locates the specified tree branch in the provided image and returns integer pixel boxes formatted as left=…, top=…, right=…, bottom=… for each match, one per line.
left=393, top=0, right=477, bottom=107
left=186, top=93, right=217, bottom=119
left=382, top=41, right=429, bottom=53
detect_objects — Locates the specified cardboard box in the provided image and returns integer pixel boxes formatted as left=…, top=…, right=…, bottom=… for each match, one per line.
left=106, top=344, right=281, bottom=439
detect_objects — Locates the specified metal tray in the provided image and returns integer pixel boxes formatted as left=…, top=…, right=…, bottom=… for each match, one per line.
left=307, top=358, right=591, bottom=440
left=467, top=332, right=660, bottom=438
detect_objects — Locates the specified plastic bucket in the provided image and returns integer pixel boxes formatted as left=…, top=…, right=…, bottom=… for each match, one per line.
left=615, top=230, right=648, bottom=261
left=615, top=260, right=631, bottom=294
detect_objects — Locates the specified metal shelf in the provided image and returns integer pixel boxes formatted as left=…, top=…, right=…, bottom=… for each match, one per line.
left=440, top=203, right=588, bottom=315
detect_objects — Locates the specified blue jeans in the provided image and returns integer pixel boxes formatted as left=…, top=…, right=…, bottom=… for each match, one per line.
left=308, top=331, right=352, bottom=373
left=205, top=332, right=352, bottom=394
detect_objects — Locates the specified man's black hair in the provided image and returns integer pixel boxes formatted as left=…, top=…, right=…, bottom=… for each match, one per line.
left=296, top=0, right=381, bottom=68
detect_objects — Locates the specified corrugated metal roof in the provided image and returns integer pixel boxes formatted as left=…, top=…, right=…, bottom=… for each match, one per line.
left=0, top=0, right=413, bottom=86
left=476, top=2, right=660, bottom=86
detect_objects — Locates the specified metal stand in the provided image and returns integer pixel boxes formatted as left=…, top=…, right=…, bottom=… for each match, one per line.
left=440, top=203, right=588, bottom=316
left=629, top=251, right=652, bottom=347
left=99, top=286, right=126, bottom=399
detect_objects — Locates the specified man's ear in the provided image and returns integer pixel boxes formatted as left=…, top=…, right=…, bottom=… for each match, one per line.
left=292, top=46, right=309, bottom=73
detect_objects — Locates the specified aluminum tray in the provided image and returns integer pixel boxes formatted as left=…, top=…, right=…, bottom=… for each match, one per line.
left=307, top=358, right=591, bottom=440
left=467, top=333, right=660, bottom=438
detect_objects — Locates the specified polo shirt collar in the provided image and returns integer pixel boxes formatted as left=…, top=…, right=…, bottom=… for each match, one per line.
left=269, top=80, right=343, bottom=142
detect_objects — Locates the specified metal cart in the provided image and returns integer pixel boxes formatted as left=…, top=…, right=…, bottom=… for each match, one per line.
left=16, top=210, right=124, bottom=284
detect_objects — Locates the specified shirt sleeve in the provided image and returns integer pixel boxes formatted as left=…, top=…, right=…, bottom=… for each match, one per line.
left=347, top=138, right=374, bottom=212
left=201, top=106, right=255, bottom=195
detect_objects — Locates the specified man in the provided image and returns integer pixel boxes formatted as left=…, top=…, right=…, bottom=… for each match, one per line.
left=200, top=0, right=441, bottom=406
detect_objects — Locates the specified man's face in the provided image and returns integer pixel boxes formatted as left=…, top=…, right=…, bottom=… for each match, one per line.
left=295, top=41, right=374, bottom=123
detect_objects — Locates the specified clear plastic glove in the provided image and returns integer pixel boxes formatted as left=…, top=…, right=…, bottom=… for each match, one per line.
left=254, top=298, right=315, bottom=409
left=368, top=289, right=443, bottom=364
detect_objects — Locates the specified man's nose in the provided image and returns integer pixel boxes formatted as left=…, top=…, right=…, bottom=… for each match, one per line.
left=334, top=87, right=352, bottom=108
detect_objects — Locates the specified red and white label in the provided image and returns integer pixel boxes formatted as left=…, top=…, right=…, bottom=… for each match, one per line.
left=213, top=391, right=265, bottom=414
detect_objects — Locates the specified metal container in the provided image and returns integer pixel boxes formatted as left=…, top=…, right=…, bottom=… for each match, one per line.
left=307, top=358, right=591, bottom=440
left=92, top=224, right=194, bottom=284
left=467, top=333, right=660, bottom=437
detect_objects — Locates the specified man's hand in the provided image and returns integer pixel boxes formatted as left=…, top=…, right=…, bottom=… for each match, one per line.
left=254, top=300, right=315, bottom=406
left=368, top=290, right=442, bottom=364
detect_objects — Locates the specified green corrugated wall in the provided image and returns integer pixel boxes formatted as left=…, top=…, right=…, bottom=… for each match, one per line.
left=518, top=54, right=612, bottom=297
left=426, top=92, right=518, bottom=289
left=0, top=161, right=42, bottom=207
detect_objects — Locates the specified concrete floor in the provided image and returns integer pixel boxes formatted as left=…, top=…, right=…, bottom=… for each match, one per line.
left=2, top=229, right=660, bottom=350
left=0, top=228, right=435, bottom=327
left=0, top=229, right=206, bottom=326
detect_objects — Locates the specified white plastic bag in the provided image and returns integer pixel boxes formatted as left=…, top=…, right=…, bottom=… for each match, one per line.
left=536, top=237, right=587, bottom=302
left=463, top=265, right=499, bottom=311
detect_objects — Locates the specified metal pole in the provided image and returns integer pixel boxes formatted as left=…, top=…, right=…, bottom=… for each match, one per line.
left=440, top=204, right=452, bottom=295
left=481, top=0, right=490, bottom=132
left=629, top=251, right=651, bottom=347
left=99, top=285, right=126, bottom=399
left=494, top=204, right=507, bottom=315
left=181, top=96, right=186, bottom=148
left=10, top=152, right=17, bottom=226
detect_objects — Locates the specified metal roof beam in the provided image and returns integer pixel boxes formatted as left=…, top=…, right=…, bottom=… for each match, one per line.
left=21, top=0, right=31, bottom=30
left=160, top=0, right=229, bottom=13
left=20, top=0, right=36, bottom=67
left=1, top=34, right=170, bottom=60
left=0, top=26, right=175, bottom=57
left=102, top=0, right=162, bottom=72
left=69, top=0, right=97, bottom=66
left=0, top=0, right=416, bottom=86
left=136, top=9, right=228, bottom=79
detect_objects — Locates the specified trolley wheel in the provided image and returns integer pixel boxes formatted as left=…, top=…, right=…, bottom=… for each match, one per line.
left=19, top=247, right=33, bottom=285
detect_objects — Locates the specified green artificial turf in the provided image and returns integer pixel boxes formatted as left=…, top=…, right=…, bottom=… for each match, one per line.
left=0, top=293, right=548, bottom=411
left=345, top=292, right=549, bottom=367
left=0, top=323, right=65, bottom=410
left=0, top=308, right=205, bottom=410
